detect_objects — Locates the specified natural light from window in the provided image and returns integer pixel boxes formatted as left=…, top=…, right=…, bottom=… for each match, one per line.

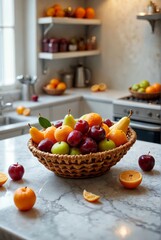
left=0, top=0, right=15, bottom=87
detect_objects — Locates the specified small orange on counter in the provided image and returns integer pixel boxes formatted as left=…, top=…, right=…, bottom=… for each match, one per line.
left=91, top=84, right=99, bottom=92
left=13, top=186, right=36, bottom=211
left=0, top=172, right=8, bottom=187
left=83, top=189, right=100, bottom=202
left=119, top=170, right=142, bottom=189
left=23, top=108, right=31, bottom=116
left=16, top=106, right=26, bottom=115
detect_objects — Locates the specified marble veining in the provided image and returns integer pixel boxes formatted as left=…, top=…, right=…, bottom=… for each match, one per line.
left=0, top=134, right=160, bottom=240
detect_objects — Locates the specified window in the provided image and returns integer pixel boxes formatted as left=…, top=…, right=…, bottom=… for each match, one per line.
left=0, top=0, right=15, bottom=87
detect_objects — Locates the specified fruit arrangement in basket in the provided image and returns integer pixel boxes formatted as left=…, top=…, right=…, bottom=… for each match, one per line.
left=43, top=78, right=67, bottom=95
left=28, top=110, right=136, bottom=178
left=130, top=80, right=161, bottom=99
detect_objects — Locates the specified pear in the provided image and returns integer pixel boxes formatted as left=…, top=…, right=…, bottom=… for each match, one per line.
left=110, top=110, right=133, bottom=134
left=63, top=109, right=76, bottom=129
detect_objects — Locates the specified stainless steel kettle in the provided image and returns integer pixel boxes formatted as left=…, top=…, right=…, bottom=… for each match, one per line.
left=74, top=64, right=91, bottom=88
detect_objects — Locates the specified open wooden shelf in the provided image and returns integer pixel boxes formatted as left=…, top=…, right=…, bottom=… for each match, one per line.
left=137, top=13, right=161, bottom=32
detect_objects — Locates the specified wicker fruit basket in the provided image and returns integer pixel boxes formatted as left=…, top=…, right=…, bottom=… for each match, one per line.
left=129, top=87, right=161, bottom=100
left=43, top=86, right=65, bottom=96
left=27, top=127, right=137, bottom=179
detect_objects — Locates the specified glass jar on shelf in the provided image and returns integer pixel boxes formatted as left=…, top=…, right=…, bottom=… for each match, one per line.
left=48, top=38, right=59, bottom=53
left=42, top=38, right=49, bottom=52
left=59, top=38, right=68, bottom=52
left=86, top=36, right=97, bottom=50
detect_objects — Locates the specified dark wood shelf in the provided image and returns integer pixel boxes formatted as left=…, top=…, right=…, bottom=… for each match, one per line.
left=137, top=13, right=161, bottom=32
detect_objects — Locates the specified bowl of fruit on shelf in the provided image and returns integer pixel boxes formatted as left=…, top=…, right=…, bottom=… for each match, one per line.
left=43, top=78, right=67, bottom=96
left=27, top=110, right=137, bottom=179
left=129, top=80, right=161, bottom=100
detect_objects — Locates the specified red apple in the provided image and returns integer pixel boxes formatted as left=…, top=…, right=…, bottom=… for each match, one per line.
left=138, top=152, right=155, bottom=171
left=31, top=94, right=39, bottom=102
left=8, top=163, right=25, bottom=180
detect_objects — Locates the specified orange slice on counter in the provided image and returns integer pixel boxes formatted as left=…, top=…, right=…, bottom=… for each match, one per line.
left=119, top=170, right=142, bottom=189
left=98, top=83, right=107, bottom=91
left=91, top=84, right=99, bottom=92
left=83, top=189, right=100, bottom=202
left=0, top=172, right=8, bottom=186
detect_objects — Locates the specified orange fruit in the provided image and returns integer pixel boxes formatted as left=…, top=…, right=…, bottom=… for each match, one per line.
left=119, top=170, right=142, bottom=189
left=13, top=186, right=36, bottom=211
left=43, top=125, right=57, bottom=143
left=50, top=78, right=60, bottom=88
left=56, top=82, right=66, bottom=91
left=23, top=108, right=31, bottom=116
left=53, top=4, right=62, bottom=12
left=82, top=112, right=102, bottom=127
left=99, top=83, right=107, bottom=91
left=46, top=7, right=55, bottom=17
left=108, top=129, right=128, bottom=147
left=152, top=83, right=161, bottom=93
left=0, top=172, right=8, bottom=186
left=145, top=85, right=156, bottom=94
left=54, top=125, right=73, bottom=142
left=101, top=123, right=110, bottom=137
left=55, top=9, right=65, bottom=17
left=91, top=84, right=99, bottom=92
left=46, top=83, right=55, bottom=90
left=83, top=189, right=100, bottom=202
left=75, top=7, right=86, bottom=18
left=16, top=106, right=25, bottom=115
left=85, top=7, right=95, bottom=19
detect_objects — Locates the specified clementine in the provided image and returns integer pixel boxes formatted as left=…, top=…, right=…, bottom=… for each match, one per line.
left=75, top=7, right=86, bottom=18
left=83, top=189, right=100, bottom=202
left=56, top=82, right=67, bottom=91
left=43, top=125, right=57, bottom=143
left=85, top=7, right=95, bottom=19
left=54, top=125, right=73, bottom=142
left=50, top=78, right=60, bottom=88
left=152, top=83, right=161, bottom=93
left=55, top=9, right=65, bottom=17
left=119, top=170, right=142, bottom=189
left=46, top=7, right=55, bottom=17
left=145, top=85, right=157, bottom=94
left=0, top=172, right=8, bottom=186
left=108, top=129, right=128, bottom=147
left=13, top=186, right=36, bottom=211
left=91, top=84, right=99, bottom=92
left=82, top=112, right=102, bottom=127
left=16, top=106, right=26, bottom=115
left=46, top=83, right=55, bottom=90
left=23, top=108, right=31, bottom=116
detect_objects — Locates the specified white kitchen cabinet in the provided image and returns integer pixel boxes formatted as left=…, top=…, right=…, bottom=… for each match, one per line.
left=30, top=107, right=50, bottom=119
left=49, top=100, right=80, bottom=121
left=80, top=99, right=113, bottom=119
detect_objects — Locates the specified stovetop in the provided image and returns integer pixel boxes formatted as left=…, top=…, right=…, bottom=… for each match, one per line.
left=119, top=95, right=161, bottom=106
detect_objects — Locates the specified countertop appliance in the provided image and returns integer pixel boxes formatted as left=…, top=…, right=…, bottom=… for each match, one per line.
left=74, top=64, right=91, bottom=88
left=113, top=95, right=161, bottom=143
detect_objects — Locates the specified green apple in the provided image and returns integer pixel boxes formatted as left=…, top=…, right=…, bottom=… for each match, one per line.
left=51, top=141, right=70, bottom=155
left=98, top=139, right=116, bottom=152
left=139, top=80, right=150, bottom=89
left=138, top=87, right=145, bottom=93
left=131, top=84, right=140, bottom=91
left=69, top=147, right=81, bottom=155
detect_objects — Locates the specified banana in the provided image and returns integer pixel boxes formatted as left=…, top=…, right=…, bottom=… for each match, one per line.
left=110, top=110, right=133, bottom=134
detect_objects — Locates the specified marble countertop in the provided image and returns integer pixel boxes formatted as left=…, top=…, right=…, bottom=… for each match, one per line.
left=0, top=134, right=160, bottom=240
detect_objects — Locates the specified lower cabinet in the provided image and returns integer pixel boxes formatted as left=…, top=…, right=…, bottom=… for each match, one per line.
left=49, top=100, right=80, bottom=121
left=80, top=99, right=113, bottom=119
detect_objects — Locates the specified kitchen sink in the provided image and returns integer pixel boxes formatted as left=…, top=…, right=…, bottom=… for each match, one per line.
left=0, top=116, right=27, bottom=126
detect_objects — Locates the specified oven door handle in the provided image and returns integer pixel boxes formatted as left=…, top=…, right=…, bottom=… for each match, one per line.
left=130, top=122, right=161, bottom=132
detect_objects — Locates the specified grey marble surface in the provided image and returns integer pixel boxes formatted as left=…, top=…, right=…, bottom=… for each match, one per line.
left=0, top=134, right=161, bottom=240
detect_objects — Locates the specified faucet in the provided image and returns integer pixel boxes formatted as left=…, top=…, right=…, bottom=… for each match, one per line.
left=0, top=96, right=13, bottom=116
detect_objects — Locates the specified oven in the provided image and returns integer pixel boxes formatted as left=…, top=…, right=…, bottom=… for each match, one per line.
left=113, top=96, right=161, bottom=144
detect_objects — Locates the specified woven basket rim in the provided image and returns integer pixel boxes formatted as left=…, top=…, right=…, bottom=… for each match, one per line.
left=43, top=86, right=65, bottom=95
left=27, top=127, right=137, bottom=161
left=129, top=87, right=161, bottom=100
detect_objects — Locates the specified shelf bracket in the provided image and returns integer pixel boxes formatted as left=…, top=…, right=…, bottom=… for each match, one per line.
left=43, top=23, right=54, bottom=37
left=42, top=59, right=48, bottom=75
left=148, top=20, right=156, bottom=33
